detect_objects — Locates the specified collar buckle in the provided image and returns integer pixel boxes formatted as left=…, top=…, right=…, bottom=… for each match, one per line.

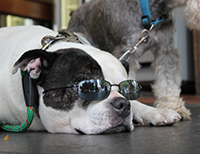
left=141, top=15, right=151, bottom=30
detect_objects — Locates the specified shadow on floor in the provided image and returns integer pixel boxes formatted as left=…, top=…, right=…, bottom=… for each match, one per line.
left=0, top=104, right=200, bottom=154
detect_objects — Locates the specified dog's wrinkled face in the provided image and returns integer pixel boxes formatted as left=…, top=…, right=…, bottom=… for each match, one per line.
left=13, top=48, right=133, bottom=134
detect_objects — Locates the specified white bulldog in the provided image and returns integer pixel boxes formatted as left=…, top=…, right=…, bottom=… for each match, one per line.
left=0, top=26, right=181, bottom=134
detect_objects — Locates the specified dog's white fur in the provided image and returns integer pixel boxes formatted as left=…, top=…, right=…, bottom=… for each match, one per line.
left=0, top=26, right=181, bottom=134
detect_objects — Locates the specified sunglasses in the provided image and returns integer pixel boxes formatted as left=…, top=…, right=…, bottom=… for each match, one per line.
left=43, top=79, right=141, bottom=101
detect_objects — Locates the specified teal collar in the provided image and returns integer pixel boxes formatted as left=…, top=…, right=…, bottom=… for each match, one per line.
left=140, top=0, right=164, bottom=29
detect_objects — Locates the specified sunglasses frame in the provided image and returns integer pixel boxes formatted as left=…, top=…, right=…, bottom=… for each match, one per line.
left=43, top=79, right=142, bottom=101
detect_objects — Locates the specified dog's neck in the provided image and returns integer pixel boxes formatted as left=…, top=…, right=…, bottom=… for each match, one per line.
left=41, top=30, right=85, bottom=50
left=149, top=0, right=189, bottom=26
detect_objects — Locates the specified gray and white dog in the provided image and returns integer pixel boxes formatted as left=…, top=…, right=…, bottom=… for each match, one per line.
left=68, top=0, right=200, bottom=120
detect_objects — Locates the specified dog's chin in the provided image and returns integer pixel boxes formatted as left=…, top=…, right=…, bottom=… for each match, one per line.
left=101, top=125, right=130, bottom=134
left=75, top=124, right=133, bottom=135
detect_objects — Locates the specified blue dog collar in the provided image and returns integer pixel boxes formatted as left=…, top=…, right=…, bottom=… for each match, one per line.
left=140, top=0, right=164, bottom=29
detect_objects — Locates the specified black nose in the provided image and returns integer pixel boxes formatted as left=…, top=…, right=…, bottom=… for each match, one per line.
left=111, top=97, right=131, bottom=118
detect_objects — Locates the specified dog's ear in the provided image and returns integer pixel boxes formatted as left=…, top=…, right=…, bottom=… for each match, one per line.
left=121, top=60, right=129, bottom=74
left=12, top=49, right=56, bottom=79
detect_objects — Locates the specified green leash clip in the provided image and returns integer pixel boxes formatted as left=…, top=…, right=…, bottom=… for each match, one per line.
left=1, top=71, right=37, bottom=132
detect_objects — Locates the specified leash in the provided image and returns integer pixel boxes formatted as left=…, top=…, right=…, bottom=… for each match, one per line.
left=1, top=72, right=36, bottom=132
left=0, top=30, right=89, bottom=132
left=1, top=107, right=34, bottom=132
left=119, top=0, right=164, bottom=61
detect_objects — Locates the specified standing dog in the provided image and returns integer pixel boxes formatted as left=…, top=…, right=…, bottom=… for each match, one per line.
left=0, top=26, right=180, bottom=134
left=68, top=0, right=200, bottom=120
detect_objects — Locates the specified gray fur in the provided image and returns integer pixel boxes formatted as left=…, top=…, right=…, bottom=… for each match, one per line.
left=68, top=0, right=200, bottom=120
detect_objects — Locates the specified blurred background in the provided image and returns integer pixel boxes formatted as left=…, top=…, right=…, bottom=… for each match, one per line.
left=0, top=0, right=199, bottom=96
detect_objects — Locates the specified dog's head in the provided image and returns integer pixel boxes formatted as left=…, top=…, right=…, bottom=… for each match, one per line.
left=12, top=46, right=140, bottom=134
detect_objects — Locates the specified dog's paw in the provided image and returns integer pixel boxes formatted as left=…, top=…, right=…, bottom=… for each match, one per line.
left=134, top=108, right=181, bottom=126
left=148, top=108, right=181, bottom=126
left=154, top=98, right=191, bottom=121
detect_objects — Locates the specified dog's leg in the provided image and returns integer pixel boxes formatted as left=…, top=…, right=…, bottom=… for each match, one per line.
left=151, top=39, right=191, bottom=120
left=127, top=48, right=146, bottom=80
left=128, top=58, right=140, bottom=80
left=131, top=100, right=181, bottom=126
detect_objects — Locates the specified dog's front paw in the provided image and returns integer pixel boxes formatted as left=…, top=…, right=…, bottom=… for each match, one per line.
left=133, top=108, right=181, bottom=126
left=148, top=108, right=181, bottom=126
left=154, top=98, right=191, bottom=120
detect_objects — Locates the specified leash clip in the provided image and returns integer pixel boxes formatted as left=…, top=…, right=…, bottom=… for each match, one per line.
left=140, top=29, right=149, bottom=43
left=119, top=28, right=151, bottom=61
left=119, top=24, right=155, bottom=61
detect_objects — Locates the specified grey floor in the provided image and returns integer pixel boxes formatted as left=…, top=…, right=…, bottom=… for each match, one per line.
left=0, top=104, right=200, bottom=154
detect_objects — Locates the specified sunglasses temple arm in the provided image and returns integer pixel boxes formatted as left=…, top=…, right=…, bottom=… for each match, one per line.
left=42, top=85, right=77, bottom=94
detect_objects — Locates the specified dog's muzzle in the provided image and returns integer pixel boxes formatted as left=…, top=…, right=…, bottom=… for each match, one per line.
left=75, top=97, right=132, bottom=135
left=102, top=97, right=131, bottom=134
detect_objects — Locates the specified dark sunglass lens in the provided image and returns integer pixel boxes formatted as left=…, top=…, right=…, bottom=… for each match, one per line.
left=119, top=80, right=140, bottom=100
left=78, top=80, right=111, bottom=100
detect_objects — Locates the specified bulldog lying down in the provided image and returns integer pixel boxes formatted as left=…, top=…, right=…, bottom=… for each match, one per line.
left=0, top=26, right=181, bottom=134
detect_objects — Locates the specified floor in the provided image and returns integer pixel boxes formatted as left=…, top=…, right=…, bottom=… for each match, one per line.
left=0, top=95, right=200, bottom=154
